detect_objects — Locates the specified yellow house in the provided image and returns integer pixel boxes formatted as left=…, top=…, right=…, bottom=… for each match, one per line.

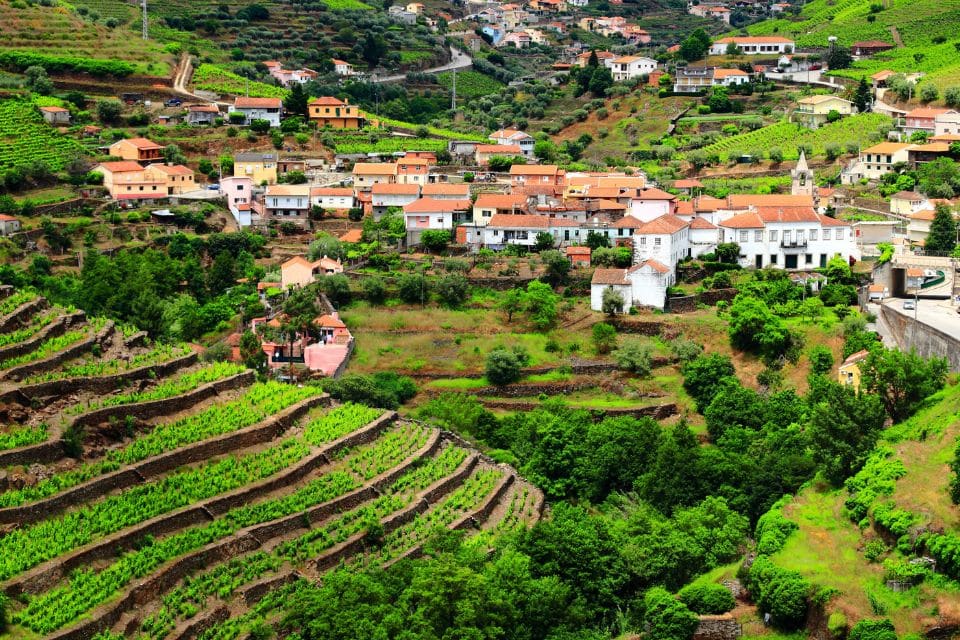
left=234, top=152, right=278, bottom=185
left=308, top=97, right=365, bottom=129
left=108, top=137, right=164, bottom=163
left=838, top=349, right=870, bottom=391
left=793, top=95, right=854, bottom=129
left=352, top=162, right=398, bottom=189
left=280, top=256, right=344, bottom=289
left=145, top=164, right=196, bottom=195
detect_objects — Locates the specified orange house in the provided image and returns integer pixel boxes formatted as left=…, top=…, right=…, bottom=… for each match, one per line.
left=308, top=97, right=365, bottom=129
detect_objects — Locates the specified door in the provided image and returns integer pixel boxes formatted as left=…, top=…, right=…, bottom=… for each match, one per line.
left=785, top=254, right=798, bottom=269
left=755, top=255, right=763, bottom=269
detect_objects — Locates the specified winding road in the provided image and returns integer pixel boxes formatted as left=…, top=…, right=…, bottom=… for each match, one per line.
left=371, top=46, right=473, bottom=83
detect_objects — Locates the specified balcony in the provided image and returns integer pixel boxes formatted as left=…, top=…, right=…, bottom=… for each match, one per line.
left=781, top=238, right=808, bottom=250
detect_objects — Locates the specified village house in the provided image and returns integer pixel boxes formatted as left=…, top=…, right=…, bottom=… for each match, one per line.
left=280, top=255, right=345, bottom=290
left=95, top=161, right=167, bottom=203
left=673, top=67, right=715, bottom=93
left=39, top=105, right=70, bottom=125
left=331, top=58, right=355, bottom=76
left=934, top=111, right=960, bottom=136
left=311, top=187, right=356, bottom=211
left=510, top=165, right=566, bottom=190
left=838, top=349, right=870, bottom=391
left=851, top=41, right=894, bottom=57
left=499, top=32, right=532, bottom=49
left=262, top=184, right=312, bottom=228
left=396, top=157, right=431, bottom=186
left=709, top=36, right=794, bottom=55
left=889, top=191, right=930, bottom=215
left=867, top=283, right=889, bottom=301
left=187, top=104, right=220, bottom=125
left=903, top=107, right=956, bottom=138
left=574, top=50, right=617, bottom=68
left=590, top=260, right=674, bottom=311
left=906, top=207, right=942, bottom=244
left=718, top=206, right=855, bottom=269
left=388, top=5, right=418, bottom=24
left=490, top=129, right=536, bottom=158
left=481, top=213, right=550, bottom=250
left=403, top=198, right=471, bottom=246
left=688, top=217, right=721, bottom=257
left=476, top=144, right=523, bottom=165
left=422, top=183, right=470, bottom=200
left=793, top=95, right=854, bottom=129
left=220, top=176, right=254, bottom=227
left=854, top=142, right=913, bottom=181
left=145, top=164, right=195, bottom=195
left=108, top=137, right=164, bottom=163
left=566, top=245, right=591, bottom=266
left=608, top=56, right=657, bottom=81
left=472, top=193, right=529, bottom=227
left=371, top=183, right=421, bottom=218
left=689, top=3, right=731, bottom=23
left=626, top=187, right=678, bottom=221
left=308, top=97, right=365, bottom=129
left=229, top=97, right=282, bottom=128
left=713, top=68, right=751, bottom=87
left=0, top=214, right=20, bottom=236
left=614, top=214, right=691, bottom=266
left=234, top=152, right=278, bottom=185
left=352, top=162, right=398, bottom=189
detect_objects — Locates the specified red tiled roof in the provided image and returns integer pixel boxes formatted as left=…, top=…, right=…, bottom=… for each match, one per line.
left=118, top=137, right=163, bottom=150
left=634, top=187, right=676, bottom=201
left=39, top=106, right=68, bottom=113
left=635, top=214, right=689, bottom=234
left=422, top=183, right=470, bottom=196
left=566, top=246, right=591, bottom=255
left=476, top=144, right=522, bottom=154
left=371, top=183, right=420, bottom=195
left=97, top=161, right=145, bottom=172
left=510, top=164, right=561, bottom=175
left=719, top=212, right=764, bottom=229
left=487, top=213, right=550, bottom=228
left=309, top=97, right=347, bottom=106
left=403, top=198, right=471, bottom=213
left=842, top=349, right=870, bottom=365
left=235, top=97, right=282, bottom=108
left=754, top=206, right=820, bottom=223
left=612, top=215, right=641, bottom=228
left=474, top=193, right=528, bottom=209
left=592, top=268, right=629, bottom=286
left=689, top=217, right=717, bottom=229
left=629, top=259, right=670, bottom=274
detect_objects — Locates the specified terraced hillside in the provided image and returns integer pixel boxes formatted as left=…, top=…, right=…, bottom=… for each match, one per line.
left=0, top=286, right=543, bottom=640
left=741, top=0, right=960, bottom=91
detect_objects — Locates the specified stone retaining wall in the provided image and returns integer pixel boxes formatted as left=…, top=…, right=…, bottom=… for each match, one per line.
left=69, top=370, right=254, bottom=431
left=0, top=394, right=326, bottom=526
left=693, top=614, right=742, bottom=640
left=12, top=351, right=198, bottom=401
left=3, top=321, right=115, bottom=381
left=479, top=399, right=679, bottom=420
left=0, top=311, right=84, bottom=362
left=0, top=298, right=47, bottom=333
left=123, top=331, right=149, bottom=348
left=451, top=471, right=514, bottom=532
left=609, top=318, right=665, bottom=335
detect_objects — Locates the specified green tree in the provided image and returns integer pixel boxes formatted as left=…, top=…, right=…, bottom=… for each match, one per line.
left=283, top=82, right=309, bottom=117
left=435, top=273, right=469, bottom=308
left=808, top=345, right=834, bottom=375
left=539, top=250, right=570, bottom=286
left=249, top=118, right=271, bottom=133
left=588, top=65, right=614, bottom=96
left=951, top=439, right=960, bottom=505
left=96, top=99, right=122, bottom=124
left=486, top=346, right=529, bottom=386
left=918, top=158, right=960, bottom=198
left=362, top=276, right=386, bottom=304
left=825, top=46, right=853, bottom=70
left=714, top=242, right=741, bottom=263
left=534, top=231, right=555, bottom=252
left=859, top=346, right=948, bottom=421
left=727, top=295, right=795, bottom=360
left=361, top=32, right=388, bottom=67
left=592, top=322, right=617, bottom=354
left=206, top=250, right=237, bottom=295
left=523, top=280, right=559, bottom=331
left=849, top=619, right=897, bottom=640
left=602, top=286, right=625, bottom=315
left=707, top=86, right=732, bottom=113
left=807, top=378, right=887, bottom=485
left=499, top=287, right=524, bottom=322
left=681, top=353, right=736, bottom=412
left=643, top=587, right=699, bottom=640
left=398, top=272, right=429, bottom=305
left=320, top=274, right=351, bottom=307
left=420, top=229, right=451, bottom=254
left=679, top=28, right=711, bottom=62
left=615, top=340, right=653, bottom=375
left=678, top=584, right=736, bottom=615
left=586, top=231, right=610, bottom=250
left=924, top=203, right=958, bottom=253
left=920, top=83, right=939, bottom=104
left=854, top=78, right=871, bottom=112
left=239, top=330, right=267, bottom=374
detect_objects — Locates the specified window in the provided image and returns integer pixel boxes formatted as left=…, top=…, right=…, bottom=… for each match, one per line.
left=783, top=230, right=791, bottom=244
left=809, top=229, right=818, bottom=241
left=796, top=230, right=805, bottom=243
left=805, top=253, right=813, bottom=264
left=769, top=255, right=778, bottom=264
left=640, top=237, right=647, bottom=245
left=654, top=237, right=661, bottom=246
left=754, top=230, right=762, bottom=241
left=739, top=230, right=748, bottom=242
left=769, top=230, right=778, bottom=242
left=237, top=185, right=243, bottom=191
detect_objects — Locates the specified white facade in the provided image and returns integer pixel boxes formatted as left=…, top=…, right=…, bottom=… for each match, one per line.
left=627, top=196, right=675, bottom=222
left=590, top=262, right=673, bottom=312
left=220, top=176, right=254, bottom=227
left=934, top=112, right=960, bottom=136
left=720, top=215, right=856, bottom=270
left=311, top=190, right=356, bottom=210
left=634, top=224, right=690, bottom=267
left=228, top=104, right=282, bottom=128
left=609, top=56, right=657, bottom=82
left=856, top=143, right=913, bottom=181
left=709, top=37, right=794, bottom=56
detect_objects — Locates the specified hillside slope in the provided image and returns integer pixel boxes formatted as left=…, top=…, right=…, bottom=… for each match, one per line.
left=741, top=0, right=960, bottom=91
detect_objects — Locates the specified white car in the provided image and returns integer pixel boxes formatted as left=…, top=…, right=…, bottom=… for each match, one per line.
left=903, top=299, right=916, bottom=310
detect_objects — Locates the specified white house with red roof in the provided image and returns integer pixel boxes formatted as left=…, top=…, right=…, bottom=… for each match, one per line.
left=719, top=206, right=855, bottom=269
left=490, top=129, right=535, bottom=157
left=39, top=105, right=70, bottom=125
left=371, top=183, right=421, bottom=218
left=590, top=259, right=674, bottom=311
left=229, top=97, right=282, bottom=127
left=403, top=198, right=471, bottom=245
left=311, top=187, right=356, bottom=211
left=709, top=36, right=794, bottom=55
left=0, top=214, right=21, bottom=236
left=331, top=58, right=354, bottom=76
left=627, top=187, right=678, bottom=221
left=608, top=55, right=657, bottom=81
left=614, top=214, right=691, bottom=266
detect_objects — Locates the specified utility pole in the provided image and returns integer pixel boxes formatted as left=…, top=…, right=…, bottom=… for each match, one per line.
left=141, top=0, right=148, bottom=40
left=451, top=69, right=457, bottom=110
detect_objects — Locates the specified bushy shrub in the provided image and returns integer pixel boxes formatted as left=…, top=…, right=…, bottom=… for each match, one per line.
left=677, top=583, right=735, bottom=614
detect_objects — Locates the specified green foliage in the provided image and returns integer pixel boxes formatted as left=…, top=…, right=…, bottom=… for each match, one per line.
left=677, top=583, right=736, bottom=615
left=643, top=587, right=699, bottom=640
left=602, top=286, right=625, bottom=315
left=615, top=340, right=652, bottom=375
left=397, top=273, right=429, bottom=304
left=0, top=100, right=88, bottom=171
left=848, top=619, right=897, bottom=640
left=924, top=203, right=957, bottom=252
left=435, top=274, right=469, bottom=308
left=728, top=295, right=801, bottom=362
left=808, top=345, right=835, bottom=375
left=859, top=346, right=948, bottom=421
left=745, top=556, right=811, bottom=630
left=681, top=353, right=736, bottom=412
left=485, top=346, right=530, bottom=386
left=0, top=51, right=133, bottom=76
left=592, top=322, right=617, bottom=355
left=754, top=496, right=798, bottom=555
left=951, top=437, right=960, bottom=505
left=323, top=373, right=416, bottom=409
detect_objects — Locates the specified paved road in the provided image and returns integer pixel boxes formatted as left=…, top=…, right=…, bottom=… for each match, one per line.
left=373, top=46, right=472, bottom=83
left=881, top=296, right=960, bottom=344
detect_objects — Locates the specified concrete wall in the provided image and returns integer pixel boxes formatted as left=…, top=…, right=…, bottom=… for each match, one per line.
left=880, top=305, right=960, bottom=371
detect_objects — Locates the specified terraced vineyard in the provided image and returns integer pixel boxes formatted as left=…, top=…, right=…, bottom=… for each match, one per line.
left=0, top=286, right=543, bottom=639
left=0, top=100, right=89, bottom=171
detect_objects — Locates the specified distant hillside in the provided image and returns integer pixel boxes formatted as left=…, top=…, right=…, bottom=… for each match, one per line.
left=739, top=0, right=960, bottom=91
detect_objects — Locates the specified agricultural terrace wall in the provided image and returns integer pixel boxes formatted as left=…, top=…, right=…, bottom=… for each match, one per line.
left=669, top=288, right=739, bottom=312
left=0, top=437, right=64, bottom=468
left=0, top=311, right=85, bottom=361
left=0, top=394, right=327, bottom=527
left=451, top=471, right=514, bottom=532
left=8, top=411, right=396, bottom=596
left=11, top=351, right=199, bottom=401
left=0, top=297, right=48, bottom=333
left=123, top=330, right=149, bottom=348
left=163, top=605, right=230, bottom=640
left=608, top=318, right=665, bottom=335
left=2, top=321, right=115, bottom=381
left=69, top=370, right=254, bottom=430
left=479, top=400, right=680, bottom=420
left=693, top=615, right=742, bottom=640
left=32, top=198, right=93, bottom=216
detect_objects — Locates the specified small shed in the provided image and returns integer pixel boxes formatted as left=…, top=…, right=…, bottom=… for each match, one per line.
left=566, top=245, right=591, bottom=267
